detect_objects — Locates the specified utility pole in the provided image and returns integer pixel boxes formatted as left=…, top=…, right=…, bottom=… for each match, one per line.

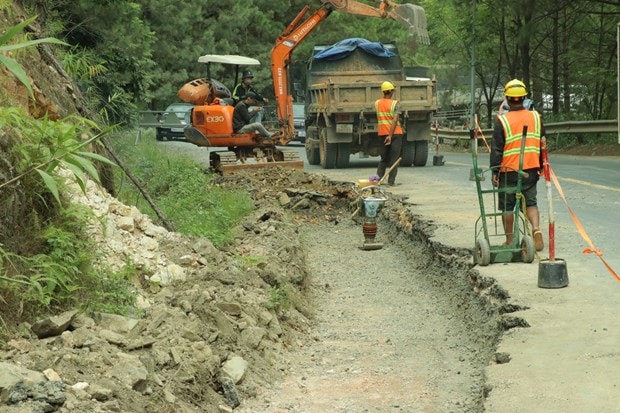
left=470, top=0, right=477, bottom=131
left=468, top=0, right=479, bottom=182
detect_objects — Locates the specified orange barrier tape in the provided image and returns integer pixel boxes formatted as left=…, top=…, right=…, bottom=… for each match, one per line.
left=550, top=166, right=620, bottom=282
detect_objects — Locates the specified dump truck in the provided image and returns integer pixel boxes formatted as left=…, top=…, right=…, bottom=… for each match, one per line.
left=304, top=38, right=437, bottom=169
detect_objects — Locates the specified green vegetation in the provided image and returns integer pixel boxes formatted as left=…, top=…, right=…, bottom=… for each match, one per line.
left=0, top=204, right=139, bottom=338
left=0, top=107, right=114, bottom=205
left=0, top=108, right=137, bottom=339
left=266, top=284, right=292, bottom=312
left=109, top=132, right=254, bottom=247
left=0, top=14, right=139, bottom=339
left=0, top=16, right=253, bottom=338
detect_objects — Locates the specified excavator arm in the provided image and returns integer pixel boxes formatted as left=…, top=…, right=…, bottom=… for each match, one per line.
left=270, top=0, right=429, bottom=145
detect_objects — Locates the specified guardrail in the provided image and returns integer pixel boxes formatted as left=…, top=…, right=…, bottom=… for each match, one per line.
left=135, top=110, right=186, bottom=143
left=434, top=119, right=619, bottom=141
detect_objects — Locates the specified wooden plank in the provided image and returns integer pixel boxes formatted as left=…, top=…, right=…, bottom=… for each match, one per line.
left=219, top=160, right=304, bottom=176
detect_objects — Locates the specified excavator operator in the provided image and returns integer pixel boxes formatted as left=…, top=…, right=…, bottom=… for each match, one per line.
left=232, top=71, right=269, bottom=106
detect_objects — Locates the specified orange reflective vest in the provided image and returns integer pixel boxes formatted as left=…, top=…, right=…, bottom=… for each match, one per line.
left=375, top=98, right=403, bottom=136
left=497, top=109, right=542, bottom=172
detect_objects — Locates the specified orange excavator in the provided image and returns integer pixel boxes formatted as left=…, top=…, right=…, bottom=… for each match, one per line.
left=179, top=0, right=429, bottom=174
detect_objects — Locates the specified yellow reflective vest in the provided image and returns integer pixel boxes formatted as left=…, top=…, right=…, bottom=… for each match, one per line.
left=497, top=110, right=542, bottom=172
left=375, top=98, right=403, bottom=137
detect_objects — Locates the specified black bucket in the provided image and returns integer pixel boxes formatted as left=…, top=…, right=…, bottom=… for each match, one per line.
left=538, top=258, right=569, bottom=288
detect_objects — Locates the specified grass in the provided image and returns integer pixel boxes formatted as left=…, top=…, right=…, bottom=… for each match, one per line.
left=0, top=203, right=139, bottom=340
left=109, top=131, right=254, bottom=247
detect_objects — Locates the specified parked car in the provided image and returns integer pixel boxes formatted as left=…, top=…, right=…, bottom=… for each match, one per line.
left=156, top=103, right=193, bottom=141
left=293, top=103, right=306, bottom=143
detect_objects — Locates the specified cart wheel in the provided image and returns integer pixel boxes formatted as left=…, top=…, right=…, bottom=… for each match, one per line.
left=520, top=235, right=535, bottom=263
left=475, top=238, right=491, bottom=266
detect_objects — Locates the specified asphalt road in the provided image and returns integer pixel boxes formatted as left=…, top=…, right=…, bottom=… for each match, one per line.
left=287, top=143, right=620, bottom=413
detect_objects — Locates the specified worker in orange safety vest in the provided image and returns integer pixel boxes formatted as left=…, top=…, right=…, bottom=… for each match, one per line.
left=490, top=79, right=546, bottom=251
left=374, top=81, right=403, bottom=186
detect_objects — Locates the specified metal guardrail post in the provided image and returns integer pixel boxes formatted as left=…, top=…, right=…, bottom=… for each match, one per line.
left=135, top=111, right=164, bottom=144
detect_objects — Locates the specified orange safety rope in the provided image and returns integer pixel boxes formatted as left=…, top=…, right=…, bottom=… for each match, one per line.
left=550, top=166, right=620, bottom=283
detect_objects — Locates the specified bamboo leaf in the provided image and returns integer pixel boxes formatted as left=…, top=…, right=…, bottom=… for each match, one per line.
left=60, top=159, right=87, bottom=193
left=0, top=17, right=34, bottom=45
left=65, top=154, right=100, bottom=184
left=0, top=37, right=67, bottom=52
left=35, top=168, right=62, bottom=205
left=77, top=150, right=116, bottom=167
left=0, top=55, right=33, bottom=98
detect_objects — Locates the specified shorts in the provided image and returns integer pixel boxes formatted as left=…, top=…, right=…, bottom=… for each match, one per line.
left=497, top=169, right=539, bottom=211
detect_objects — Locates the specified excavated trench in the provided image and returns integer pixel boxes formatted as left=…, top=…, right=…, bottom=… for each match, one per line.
left=151, top=145, right=532, bottom=411
left=235, top=188, right=530, bottom=413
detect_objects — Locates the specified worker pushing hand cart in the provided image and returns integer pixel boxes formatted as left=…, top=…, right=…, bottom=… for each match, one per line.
left=471, top=125, right=536, bottom=266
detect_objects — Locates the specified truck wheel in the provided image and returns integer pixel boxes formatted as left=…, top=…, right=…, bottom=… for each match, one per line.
left=305, top=141, right=320, bottom=165
left=413, top=140, right=428, bottom=166
left=336, top=143, right=350, bottom=168
left=319, top=129, right=337, bottom=169
left=401, top=141, right=414, bottom=167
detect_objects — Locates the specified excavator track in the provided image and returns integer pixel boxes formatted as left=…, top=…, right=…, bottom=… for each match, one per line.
left=211, top=149, right=304, bottom=176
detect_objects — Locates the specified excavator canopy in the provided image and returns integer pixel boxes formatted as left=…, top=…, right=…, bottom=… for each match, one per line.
left=197, top=55, right=260, bottom=66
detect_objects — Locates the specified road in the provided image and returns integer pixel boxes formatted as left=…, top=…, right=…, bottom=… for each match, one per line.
left=287, top=143, right=620, bottom=413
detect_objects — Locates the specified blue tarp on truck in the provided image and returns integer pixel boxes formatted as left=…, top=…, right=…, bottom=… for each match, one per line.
left=313, top=38, right=396, bottom=61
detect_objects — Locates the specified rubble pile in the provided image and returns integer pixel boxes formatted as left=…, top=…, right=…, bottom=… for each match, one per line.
left=0, top=168, right=354, bottom=412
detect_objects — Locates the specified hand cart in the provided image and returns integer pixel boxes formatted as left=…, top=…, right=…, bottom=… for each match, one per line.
left=471, top=126, right=536, bottom=266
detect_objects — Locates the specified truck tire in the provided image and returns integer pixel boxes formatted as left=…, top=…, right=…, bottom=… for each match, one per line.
left=401, top=141, right=415, bottom=167
left=336, top=143, right=350, bottom=168
left=306, top=141, right=320, bottom=165
left=413, top=140, right=428, bottom=167
left=319, top=129, right=337, bottom=169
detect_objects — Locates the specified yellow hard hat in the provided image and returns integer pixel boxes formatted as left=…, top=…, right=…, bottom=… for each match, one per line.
left=381, top=81, right=395, bottom=93
left=504, top=79, right=527, bottom=98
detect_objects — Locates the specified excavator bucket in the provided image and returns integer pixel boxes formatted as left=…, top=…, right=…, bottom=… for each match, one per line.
left=389, top=3, right=430, bottom=45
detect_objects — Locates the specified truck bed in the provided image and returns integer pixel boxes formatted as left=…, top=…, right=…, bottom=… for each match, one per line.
left=306, top=79, right=437, bottom=116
